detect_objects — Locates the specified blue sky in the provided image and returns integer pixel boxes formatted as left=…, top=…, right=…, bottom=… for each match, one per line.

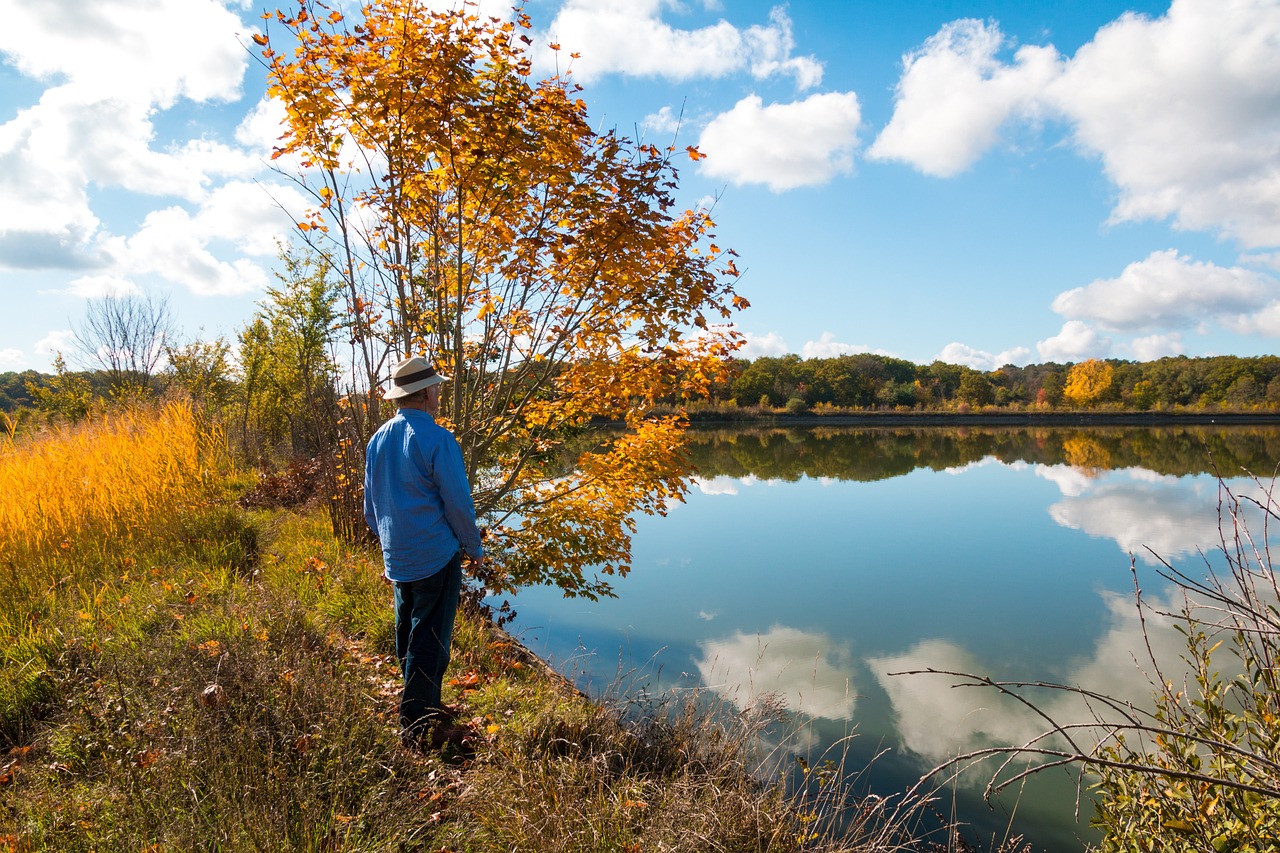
left=1, top=0, right=1278, bottom=374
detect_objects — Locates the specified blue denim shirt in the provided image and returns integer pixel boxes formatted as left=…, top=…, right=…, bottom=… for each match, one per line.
left=363, top=408, right=483, bottom=583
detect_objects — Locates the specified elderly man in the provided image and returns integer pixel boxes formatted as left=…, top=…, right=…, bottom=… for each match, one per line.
left=363, top=356, right=484, bottom=749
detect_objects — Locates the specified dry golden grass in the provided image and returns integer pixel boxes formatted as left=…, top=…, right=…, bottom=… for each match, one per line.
left=0, top=400, right=227, bottom=562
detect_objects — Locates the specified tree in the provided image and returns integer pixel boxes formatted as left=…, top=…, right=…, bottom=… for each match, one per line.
left=956, top=371, right=994, bottom=407
left=1063, top=359, right=1114, bottom=408
left=259, top=0, right=746, bottom=598
left=237, top=248, right=340, bottom=458
left=73, top=293, right=176, bottom=393
left=26, top=353, right=94, bottom=423
left=163, top=336, right=238, bottom=415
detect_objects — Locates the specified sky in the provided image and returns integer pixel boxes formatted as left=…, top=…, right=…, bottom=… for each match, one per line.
left=1, top=0, right=1279, bottom=374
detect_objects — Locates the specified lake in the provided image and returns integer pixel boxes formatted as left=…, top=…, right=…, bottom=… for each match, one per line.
left=496, top=424, right=1280, bottom=852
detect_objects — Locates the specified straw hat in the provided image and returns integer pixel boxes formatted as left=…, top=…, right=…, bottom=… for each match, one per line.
left=383, top=356, right=448, bottom=400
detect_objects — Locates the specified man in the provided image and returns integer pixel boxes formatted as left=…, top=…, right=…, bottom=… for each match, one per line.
left=363, top=355, right=484, bottom=748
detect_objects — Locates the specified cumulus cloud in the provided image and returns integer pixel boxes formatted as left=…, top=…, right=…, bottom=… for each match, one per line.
left=934, top=341, right=1032, bottom=370
left=1049, top=0, right=1280, bottom=248
left=801, top=331, right=885, bottom=359
left=869, top=589, right=1197, bottom=772
left=540, top=0, right=822, bottom=88
left=1052, top=249, right=1280, bottom=331
left=872, top=1, right=1280, bottom=249
left=35, top=329, right=75, bottom=358
left=698, top=92, right=862, bottom=191
left=1127, top=332, right=1186, bottom=361
left=1035, top=320, right=1111, bottom=362
left=738, top=331, right=789, bottom=358
left=0, top=0, right=272, bottom=287
left=696, top=625, right=857, bottom=721
left=1033, top=464, right=1096, bottom=498
left=867, top=19, right=1062, bottom=176
left=0, top=348, right=23, bottom=368
left=63, top=274, right=141, bottom=298
left=693, top=474, right=761, bottom=496
left=106, top=207, right=270, bottom=297
left=0, top=0, right=248, bottom=105
left=869, top=639, right=1051, bottom=766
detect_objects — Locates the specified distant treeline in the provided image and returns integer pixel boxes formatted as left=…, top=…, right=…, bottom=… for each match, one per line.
left=0, top=370, right=113, bottom=413
left=699, top=353, right=1280, bottom=412
left=6, top=352, right=1280, bottom=420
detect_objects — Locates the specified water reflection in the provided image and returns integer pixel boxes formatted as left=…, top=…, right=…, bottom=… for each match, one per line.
left=504, top=425, right=1280, bottom=852
left=695, top=625, right=857, bottom=723
left=1046, top=471, right=1224, bottom=562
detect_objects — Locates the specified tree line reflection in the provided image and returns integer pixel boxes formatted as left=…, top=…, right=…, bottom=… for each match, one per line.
left=685, top=424, right=1280, bottom=482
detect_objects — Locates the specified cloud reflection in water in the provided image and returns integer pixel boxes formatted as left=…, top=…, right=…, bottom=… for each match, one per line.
left=694, top=625, right=857, bottom=723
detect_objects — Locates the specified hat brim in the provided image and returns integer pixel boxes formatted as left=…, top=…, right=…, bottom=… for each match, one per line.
left=383, top=372, right=448, bottom=400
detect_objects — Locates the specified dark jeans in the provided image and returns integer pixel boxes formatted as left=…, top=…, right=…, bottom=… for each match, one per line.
left=393, top=552, right=463, bottom=735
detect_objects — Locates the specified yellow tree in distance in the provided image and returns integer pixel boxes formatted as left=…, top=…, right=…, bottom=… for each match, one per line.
left=1063, top=359, right=1114, bottom=408
left=257, top=0, right=747, bottom=598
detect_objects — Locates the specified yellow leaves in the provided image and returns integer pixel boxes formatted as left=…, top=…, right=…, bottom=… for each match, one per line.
left=686, top=145, right=706, bottom=161
left=251, top=33, right=269, bottom=46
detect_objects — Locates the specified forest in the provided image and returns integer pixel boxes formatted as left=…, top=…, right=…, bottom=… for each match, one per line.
left=8, top=349, right=1280, bottom=428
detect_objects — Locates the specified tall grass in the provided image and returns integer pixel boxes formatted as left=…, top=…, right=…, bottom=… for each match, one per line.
left=0, top=400, right=224, bottom=562
left=0, top=401, right=235, bottom=746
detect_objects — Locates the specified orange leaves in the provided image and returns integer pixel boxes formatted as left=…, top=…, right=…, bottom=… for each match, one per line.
left=263, top=0, right=749, bottom=597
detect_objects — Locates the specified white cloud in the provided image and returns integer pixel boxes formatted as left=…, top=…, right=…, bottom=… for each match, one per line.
left=0, top=97, right=102, bottom=269
left=0, top=0, right=265, bottom=277
left=1035, top=320, right=1111, bottom=362
left=872, top=2, right=1280, bottom=249
left=802, top=331, right=879, bottom=359
left=35, top=330, right=75, bottom=358
left=1049, top=0, right=1280, bottom=248
left=0, top=348, right=23, bottom=368
left=738, top=331, right=789, bottom=358
left=1052, top=250, right=1280, bottom=331
left=64, top=274, right=141, bottom=299
left=193, top=180, right=309, bottom=256
left=108, top=207, right=270, bottom=297
left=540, top=0, right=822, bottom=88
left=934, top=342, right=1032, bottom=370
left=1127, top=332, right=1186, bottom=361
left=698, top=92, right=862, bottom=191
left=868, top=639, right=1049, bottom=766
left=642, top=105, right=683, bottom=136
left=867, top=19, right=1062, bottom=176
left=0, top=0, right=248, bottom=106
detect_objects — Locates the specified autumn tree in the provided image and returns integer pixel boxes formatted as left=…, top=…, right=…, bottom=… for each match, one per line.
left=1063, top=359, right=1114, bottom=408
left=258, top=0, right=746, bottom=598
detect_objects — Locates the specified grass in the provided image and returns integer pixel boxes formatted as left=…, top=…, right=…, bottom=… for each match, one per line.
left=0, top=402, right=983, bottom=852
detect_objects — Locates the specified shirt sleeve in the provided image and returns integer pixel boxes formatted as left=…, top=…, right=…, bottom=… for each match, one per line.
left=435, top=433, right=484, bottom=560
left=362, top=436, right=379, bottom=536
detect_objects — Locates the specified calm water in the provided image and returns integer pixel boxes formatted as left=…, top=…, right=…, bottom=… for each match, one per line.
left=497, top=425, right=1280, bottom=852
